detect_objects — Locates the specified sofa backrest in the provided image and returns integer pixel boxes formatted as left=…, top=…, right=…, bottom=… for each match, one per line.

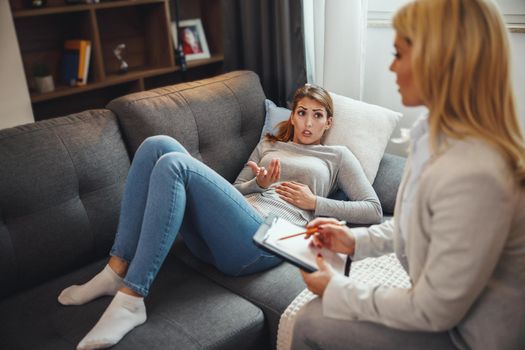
left=0, top=111, right=130, bottom=298
left=108, top=70, right=266, bottom=183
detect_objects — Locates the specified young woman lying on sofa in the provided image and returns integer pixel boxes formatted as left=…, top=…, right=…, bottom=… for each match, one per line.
left=57, top=84, right=383, bottom=350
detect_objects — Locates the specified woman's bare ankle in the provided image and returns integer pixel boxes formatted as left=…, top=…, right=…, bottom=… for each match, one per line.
left=108, top=256, right=129, bottom=278
left=119, top=286, right=143, bottom=298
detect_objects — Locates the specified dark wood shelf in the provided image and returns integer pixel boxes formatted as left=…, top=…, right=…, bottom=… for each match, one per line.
left=30, top=66, right=175, bottom=102
left=94, top=0, right=165, bottom=10
left=30, top=54, right=224, bottom=103
left=13, top=0, right=165, bottom=18
left=13, top=4, right=90, bottom=17
left=187, top=54, right=224, bottom=69
left=10, top=0, right=224, bottom=120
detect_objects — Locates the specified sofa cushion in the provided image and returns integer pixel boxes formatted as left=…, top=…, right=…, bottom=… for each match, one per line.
left=372, top=153, right=406, bottom=215
left=0, top=111, right=130, bottom=298
left=0, top=254, right=267, bottom=350
left=322, top=92, right=402, bottom=183
left=260, top=99, right=290, bottom=139
left=172, top=241, right=306, bottom=348
left=108, top=70, right=267, bottom=183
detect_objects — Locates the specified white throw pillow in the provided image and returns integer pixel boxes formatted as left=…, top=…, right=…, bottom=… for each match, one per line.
left=322, top=92, right=402, bottom=183
left=262, top=94, right=402, bottom=183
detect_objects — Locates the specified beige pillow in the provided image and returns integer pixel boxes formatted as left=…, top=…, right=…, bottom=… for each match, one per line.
left=322, top=92, right=402, bottom=183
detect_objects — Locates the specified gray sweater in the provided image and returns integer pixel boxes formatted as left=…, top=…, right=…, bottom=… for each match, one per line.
left=234, top=140, right=382, bottom=225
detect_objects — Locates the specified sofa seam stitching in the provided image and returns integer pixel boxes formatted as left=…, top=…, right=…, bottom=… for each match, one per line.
left=175, top=255, right=283, bottom=316
left=176, top=92, right=202, bottom=156
left=54, top=129, right=97, bottom=252
left=122, top=71, right=253, bottom=105
left=0, top=111, right=109, bottom=141
left=1, top=214, right=20, bottom=298
left=5, top=182, right=121, bottom=221
left=221, top=81, right=246, bottom=136
left=211, top=310, right=265, bottom=348
left=153, top=312, right=204, bottom=348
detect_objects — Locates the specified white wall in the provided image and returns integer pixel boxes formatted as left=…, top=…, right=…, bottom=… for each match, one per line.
left=363, top=26, right=425, bottom=156
left=509, top=32, right=525, bottom=130
left=322, top=0, right=368, bottom=100
left=0, top=1, right=34, bottom=130
left=363, top=4, right=525, bottom=155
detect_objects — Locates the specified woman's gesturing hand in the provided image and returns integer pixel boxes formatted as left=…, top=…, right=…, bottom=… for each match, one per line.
left=247, top=159, right=280, bottom=188
left=276, top=181, right=317, bottom=210
left=306, top=217, right=356, bottom=256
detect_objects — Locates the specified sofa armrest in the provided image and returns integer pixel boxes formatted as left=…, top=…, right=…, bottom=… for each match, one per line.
left=372, top=153, right=406, bottom=215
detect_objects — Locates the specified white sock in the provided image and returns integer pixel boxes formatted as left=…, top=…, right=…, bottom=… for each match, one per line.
left=76, top=291, right=147, bottom=350
left=58, top=265, right=123, bottom=306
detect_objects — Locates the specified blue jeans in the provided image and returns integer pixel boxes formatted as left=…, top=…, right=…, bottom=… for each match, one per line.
left=110, top=136, right=281, bottom=296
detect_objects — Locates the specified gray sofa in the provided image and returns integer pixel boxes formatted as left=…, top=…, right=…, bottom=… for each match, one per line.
left=0, top=71, right=405, bottom=350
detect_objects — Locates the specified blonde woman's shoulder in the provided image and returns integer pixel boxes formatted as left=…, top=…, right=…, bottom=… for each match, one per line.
left=454, top=137, right=507, bottom=166
left=428, top=137, right=516, bottom=187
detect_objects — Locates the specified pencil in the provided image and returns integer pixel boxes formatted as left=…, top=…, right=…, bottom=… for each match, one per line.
left=277, top=220, right=347, bottom=241
left=277, top=227, right=318, bottom=241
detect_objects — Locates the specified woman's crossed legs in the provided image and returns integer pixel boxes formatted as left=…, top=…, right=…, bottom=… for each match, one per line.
left=58, top=136, right=280, bottom=349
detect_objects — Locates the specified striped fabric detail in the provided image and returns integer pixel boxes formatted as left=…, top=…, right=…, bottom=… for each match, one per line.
left=244, top=192, right=313, bottom=227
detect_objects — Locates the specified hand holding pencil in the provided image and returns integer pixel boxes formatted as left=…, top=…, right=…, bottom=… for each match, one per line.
left=302, top=217, right=356, bottom=256
left=298, top=217, right=350, bottom=297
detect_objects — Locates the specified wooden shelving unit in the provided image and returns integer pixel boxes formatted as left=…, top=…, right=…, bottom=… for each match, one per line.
left=10, top=0, right=224, bottom=120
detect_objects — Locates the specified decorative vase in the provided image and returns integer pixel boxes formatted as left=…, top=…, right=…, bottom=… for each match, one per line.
left=34, top=75, right=55, bottom=93
left=30, top=0, right=47, bottom=8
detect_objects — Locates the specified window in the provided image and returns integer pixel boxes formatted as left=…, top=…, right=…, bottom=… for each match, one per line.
left=368, top=0, right=525, bottom=29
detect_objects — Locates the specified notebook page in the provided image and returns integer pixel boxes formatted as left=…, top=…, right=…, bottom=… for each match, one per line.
left=265, top=217, right=346, bottom=273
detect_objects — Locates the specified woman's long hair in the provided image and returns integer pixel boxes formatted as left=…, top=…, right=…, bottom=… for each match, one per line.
left=393, top=0, right=525, bottom=184
left=265, top=84, right=333, bottom=143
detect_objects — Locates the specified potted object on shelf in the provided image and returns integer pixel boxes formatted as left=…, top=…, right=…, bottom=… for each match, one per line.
left=29, top=0, right=47, bottom=8
left=32, top=63, right=55, bottom=93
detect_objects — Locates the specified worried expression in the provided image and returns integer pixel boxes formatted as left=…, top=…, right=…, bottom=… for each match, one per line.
left=291, top=97, right=332, bottom=145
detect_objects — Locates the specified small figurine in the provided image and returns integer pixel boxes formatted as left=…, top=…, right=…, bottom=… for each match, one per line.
left=30, top=0, right=46, bottom=8
left=113, top=43, right=128, bottom=75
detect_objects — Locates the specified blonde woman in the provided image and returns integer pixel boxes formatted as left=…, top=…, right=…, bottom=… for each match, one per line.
left=292, top=0, right=525, bottom=349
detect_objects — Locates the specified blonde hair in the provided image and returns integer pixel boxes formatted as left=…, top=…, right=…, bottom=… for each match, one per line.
left=393, top=0, right=525, bottom=184
left=266, top=84, right=333, bottom=143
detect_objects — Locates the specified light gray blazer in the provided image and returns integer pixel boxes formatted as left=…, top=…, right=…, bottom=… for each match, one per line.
left=322, top=138, right=525, bottom=350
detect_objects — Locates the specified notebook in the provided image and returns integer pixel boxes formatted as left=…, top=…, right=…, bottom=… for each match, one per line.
left=253, top=214, right=348, bottom=273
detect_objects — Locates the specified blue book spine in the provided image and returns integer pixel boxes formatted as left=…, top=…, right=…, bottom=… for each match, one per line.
left=61, top=51, right=79, bottom=86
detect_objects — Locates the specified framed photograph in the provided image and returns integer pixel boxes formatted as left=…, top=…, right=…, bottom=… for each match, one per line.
left=171, top=18, right=210, bottom=61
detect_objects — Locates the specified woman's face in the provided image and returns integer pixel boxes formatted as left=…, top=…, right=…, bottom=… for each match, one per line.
left=389, top=34, right=424, bottom=107
left=291, top=97, right=332, bottom=145
left=183, top=28, right=196, bottom=45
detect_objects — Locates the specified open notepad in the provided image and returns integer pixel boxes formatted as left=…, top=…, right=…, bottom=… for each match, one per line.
left=253, top=214, right=348, bottom=273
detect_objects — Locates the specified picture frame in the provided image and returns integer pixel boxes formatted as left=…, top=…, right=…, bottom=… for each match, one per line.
left=171, top=18, right=211, bottom=61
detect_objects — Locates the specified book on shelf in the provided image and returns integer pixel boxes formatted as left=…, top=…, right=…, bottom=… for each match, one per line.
left=61, top=39, right=91, bottom=87
left=61, top=49, right=79, bottom=86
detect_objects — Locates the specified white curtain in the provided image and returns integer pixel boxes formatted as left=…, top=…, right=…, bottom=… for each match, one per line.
left=303, top=0, right=369, bottom=100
